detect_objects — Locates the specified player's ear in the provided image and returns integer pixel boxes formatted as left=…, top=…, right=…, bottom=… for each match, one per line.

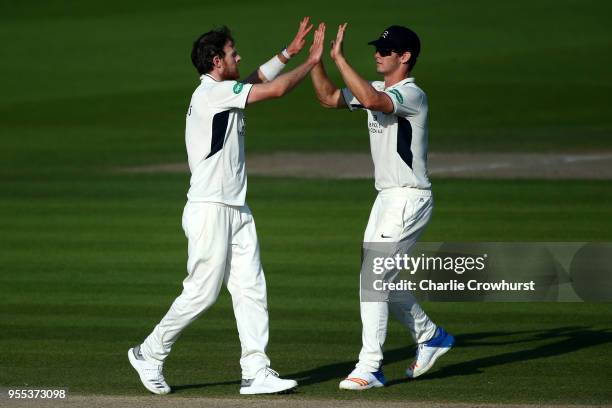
left=400, top=51, right=411, bottom=65
left=213, top=54, right=223, bottom=69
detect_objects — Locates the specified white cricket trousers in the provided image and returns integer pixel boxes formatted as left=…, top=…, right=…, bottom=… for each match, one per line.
left=141, top=201, right=270, bottom=379
left=357, top=187, right=437, bottom=372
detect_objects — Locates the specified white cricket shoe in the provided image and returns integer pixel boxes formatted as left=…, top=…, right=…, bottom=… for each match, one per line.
left=406, top=327, right=455, bottom=379
left=128, top=345, right=171, bottom=395
left=239, top=367, right=297, bottom=395
left=339, top=367, right=386, bottom=390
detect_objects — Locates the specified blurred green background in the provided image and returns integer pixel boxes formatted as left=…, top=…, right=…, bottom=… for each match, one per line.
left=1, top=0, right=611, bottom=404
left=1, top=0, right=611, bottom=175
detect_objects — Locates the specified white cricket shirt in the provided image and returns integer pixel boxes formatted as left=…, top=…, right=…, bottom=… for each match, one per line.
left=185, top=74, right=253, bottom=205
left=342, top=77, right=431, bottom=190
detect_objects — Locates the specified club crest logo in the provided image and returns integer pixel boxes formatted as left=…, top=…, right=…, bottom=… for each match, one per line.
left=233, top=82, right=244, bottom=94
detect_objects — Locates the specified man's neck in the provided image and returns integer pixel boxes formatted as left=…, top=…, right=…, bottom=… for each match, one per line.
left=384, top=71, right=410, bottom=88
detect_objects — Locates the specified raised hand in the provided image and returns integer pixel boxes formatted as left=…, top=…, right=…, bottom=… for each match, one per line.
left=286, top=16, right=314, bottom=57
left=308, top=23, right=326, bottom=65
left=330, top=23, right=347, bottom=60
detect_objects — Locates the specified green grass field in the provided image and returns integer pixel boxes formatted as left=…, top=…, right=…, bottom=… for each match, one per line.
left=1, top=175, right=611, bottom=404
left=1, top=0, right=612, bottom=405
left=1, top=0, right=612, bottom=176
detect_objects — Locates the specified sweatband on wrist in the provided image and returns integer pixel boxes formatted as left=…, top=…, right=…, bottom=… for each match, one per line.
left=259, top=55, right=286, bottom=81
left=281, top=48, right=291, bottom=60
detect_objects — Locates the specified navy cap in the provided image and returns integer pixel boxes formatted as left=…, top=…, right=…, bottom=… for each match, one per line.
left=368, top=25, right=421, bottom=57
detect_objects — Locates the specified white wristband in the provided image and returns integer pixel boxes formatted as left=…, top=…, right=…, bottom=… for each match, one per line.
left=281, top=48, right=291, bottom=60
left=259, top=55, right=286, bottom=81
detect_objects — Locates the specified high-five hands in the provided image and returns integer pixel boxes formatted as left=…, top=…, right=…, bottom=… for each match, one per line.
left=330, top=23, right=347, bottom=60
left=286, top=17, right=314, bottom=57
left=285, top=19, right=347, bottom=62
left=308, top=23, right=326, bottom=65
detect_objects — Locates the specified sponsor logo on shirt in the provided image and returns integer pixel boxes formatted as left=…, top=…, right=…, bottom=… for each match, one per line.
left=368, top=119, right=384, bottom=134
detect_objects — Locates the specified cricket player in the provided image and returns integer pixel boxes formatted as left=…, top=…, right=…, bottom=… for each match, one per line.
left=128, top=18, right=325, bottom=395
left=310, top=24, right=454, bottom=389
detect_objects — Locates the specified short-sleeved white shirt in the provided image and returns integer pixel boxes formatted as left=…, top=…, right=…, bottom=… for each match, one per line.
left=185, top=74, right=253, bottom=205
left=342, top=77, right=431, bottom=191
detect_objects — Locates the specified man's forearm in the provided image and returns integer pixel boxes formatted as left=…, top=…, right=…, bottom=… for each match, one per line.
left=247, top=20, right=323, bottom=104
left=272, top=60, right=315, bottom=96
left=334, top=56, right=378, bottom=106
left=310, top=62, right=338, bottom=105
left=243, top=51, right=291, bottom=84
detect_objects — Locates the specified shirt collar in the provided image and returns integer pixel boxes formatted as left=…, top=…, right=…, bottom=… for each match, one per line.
left=386, top=77, right=415, bottom=89
left=200, top=73, right=220, bottom=82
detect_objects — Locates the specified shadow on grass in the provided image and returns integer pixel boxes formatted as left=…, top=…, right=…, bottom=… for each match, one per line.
left=386, top=326, right=612, bottom=387
left=171, top=326, right=611, bottom=392
left=172, top=379, right=240, bottom=392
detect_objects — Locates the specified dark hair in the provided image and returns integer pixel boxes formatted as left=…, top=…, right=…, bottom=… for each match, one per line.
left=399, top=37, right=419, bottom=70
left=191, top=26, right=234, bottom=75
left=402, top=50, right=418, bottom=70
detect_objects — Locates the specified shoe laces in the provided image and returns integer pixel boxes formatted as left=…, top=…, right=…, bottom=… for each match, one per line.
left=144, top=363, right=165, bottom=382
left=264, top=368, right=280, bottom=378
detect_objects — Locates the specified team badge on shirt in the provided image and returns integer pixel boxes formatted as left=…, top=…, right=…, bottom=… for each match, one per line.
left=233, top=83, right=244, bottom=94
